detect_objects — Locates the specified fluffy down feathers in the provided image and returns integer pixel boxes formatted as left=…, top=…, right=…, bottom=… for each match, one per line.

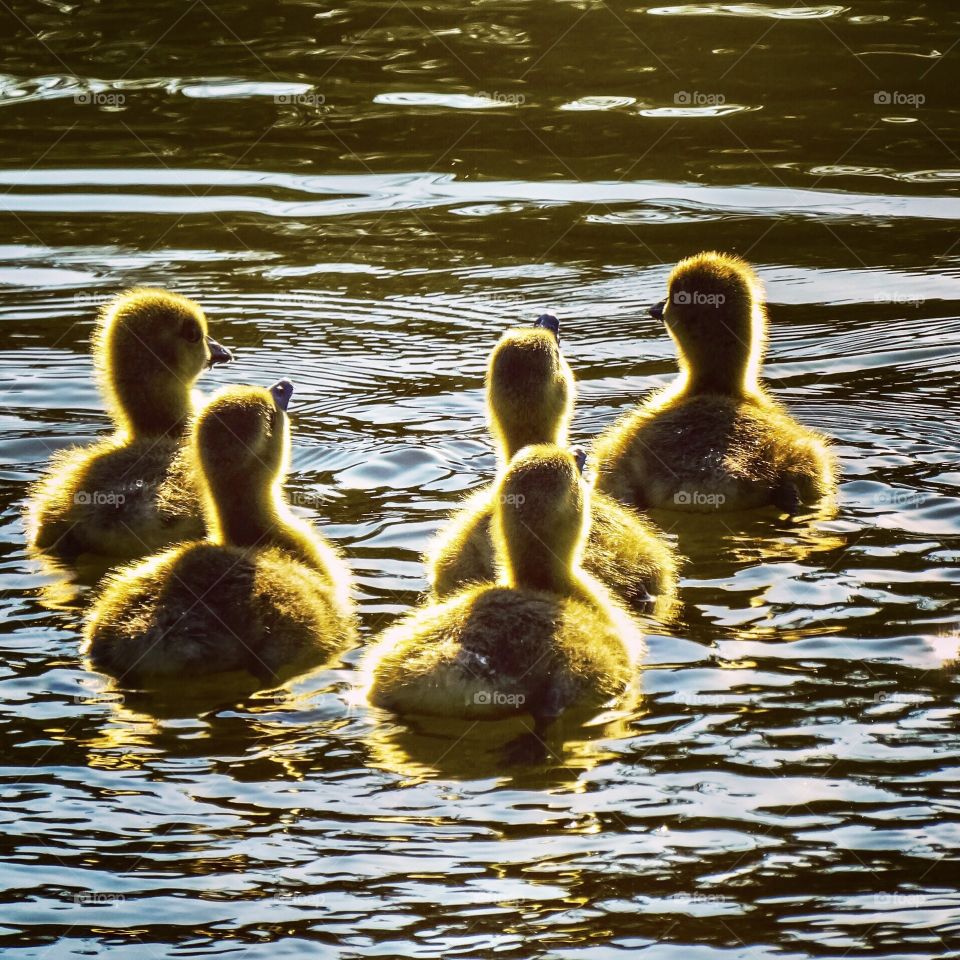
left=594, top=252, right=834, bottom=513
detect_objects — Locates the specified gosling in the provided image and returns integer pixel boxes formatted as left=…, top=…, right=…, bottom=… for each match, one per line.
left=364, top=445, right=643, bottom=724
left=594, top=252, right=835, bottom=513
left=27, top=289, right=232, bottom=561
left=83, top=381, right=357, bottom=688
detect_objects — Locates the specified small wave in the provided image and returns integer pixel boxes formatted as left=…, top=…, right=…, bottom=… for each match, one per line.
left=646, top=4, right=848, bottom=20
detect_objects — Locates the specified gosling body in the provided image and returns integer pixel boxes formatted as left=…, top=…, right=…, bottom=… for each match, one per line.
left=594, top=252, right=834, bottom=513
left=427, top=318, right=677, bottom=606
left=367, top=446, right=642, bottom=722
left=84, top=382, right=356, bottom=687
left=28, top=289, right=231, bottom=561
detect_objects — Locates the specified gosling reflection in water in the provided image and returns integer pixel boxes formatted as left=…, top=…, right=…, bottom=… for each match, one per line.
left=361, top=704, right=643, bottom=782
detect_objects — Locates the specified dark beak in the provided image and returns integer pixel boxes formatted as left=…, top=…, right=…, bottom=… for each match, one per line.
left=534, top=313, right=561, bottom=343
left=572, top=447, right=587, bottom=475
left=206, top=336, right=232, bottom=368
left=648, top=300, right=665, bottom=322
left=270, top=378, right=294, bottom=412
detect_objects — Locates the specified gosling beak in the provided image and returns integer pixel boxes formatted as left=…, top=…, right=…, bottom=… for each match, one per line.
left=270, top=378, right=294, bottom=412
left=534, top=313, right=561, bottom=343
left=648, top=300, right=665, bottom=322
left=206, top=337, right=232, bottom=368
left=572, top=447, right=587, bottom=475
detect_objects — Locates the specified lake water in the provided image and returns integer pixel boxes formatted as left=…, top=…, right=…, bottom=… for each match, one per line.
left=2, top=1, right=960, bottom=957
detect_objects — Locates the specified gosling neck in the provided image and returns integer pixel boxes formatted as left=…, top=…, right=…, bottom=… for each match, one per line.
left=501, top=528, right=586, bottom=599
left=204, top=471, right=282, bottom=551
left=493, top=416, right=567, bottom=463
left=677, top=360, right=760, bottom=399
left=111, top=371, right=194, bottom=439
left=204, top=471, right=326, bottom=571
left=671, top=305, right=766, bottom=400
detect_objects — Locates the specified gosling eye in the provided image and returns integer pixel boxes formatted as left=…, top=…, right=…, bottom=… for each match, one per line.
left=180, top=319, right=203, bottom=343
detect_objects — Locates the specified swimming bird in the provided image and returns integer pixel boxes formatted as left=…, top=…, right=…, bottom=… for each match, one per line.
left=594, top=252, right=835, bottom=513
left=27, top=289, right=232, bottom=561
left=83, top=381, right=357, bottom=688
left=427, top=315, right=678, bottom=607
left=364, top=445, right=643, bottom=723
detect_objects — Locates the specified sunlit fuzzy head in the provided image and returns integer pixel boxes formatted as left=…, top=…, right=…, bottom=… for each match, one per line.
left=486, top=318, right=574, bottom=460
left=653, top=252, right=767, bottom=395
left=192, top=384, right=290, bottom=531
left=94, top=288, right=231, bottom=437
left=493, top=444, right=589, bottom=590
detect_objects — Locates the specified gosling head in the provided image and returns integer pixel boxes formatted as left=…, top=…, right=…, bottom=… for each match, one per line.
left=193, top=380, right=292, bottom=542
left=651, top=252, right=766, bottom=397
left=493, top=444, right=589, bottom=595
left=94, top=289, right=232, bottom=438
left=486, top=314, right=573, bottom=461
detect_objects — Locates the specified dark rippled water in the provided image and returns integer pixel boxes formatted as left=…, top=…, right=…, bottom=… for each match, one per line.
left=2, top=1, right=960, bottom=957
